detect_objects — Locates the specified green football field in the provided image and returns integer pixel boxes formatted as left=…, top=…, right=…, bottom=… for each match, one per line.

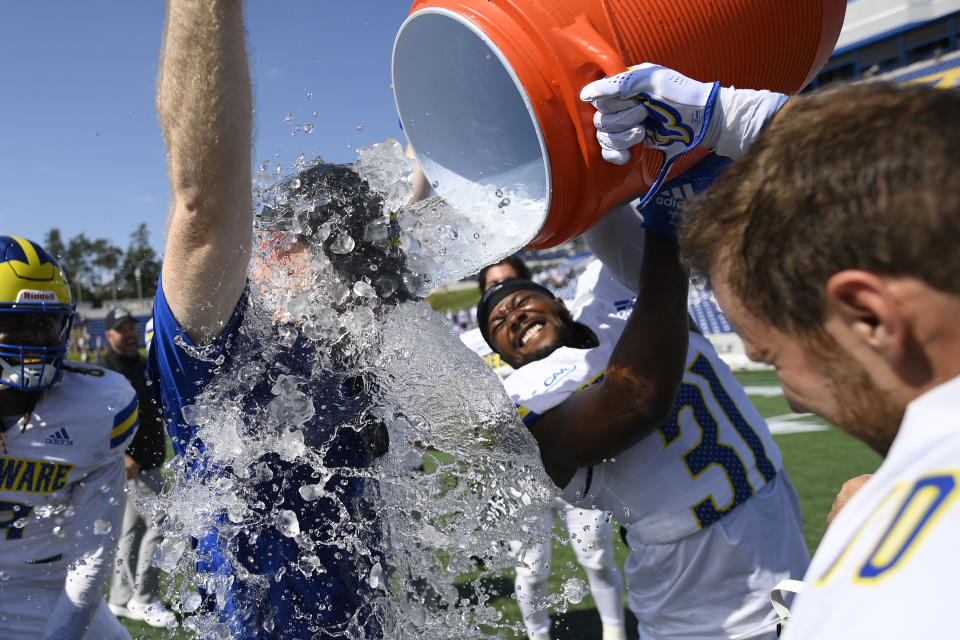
left=120, top=369, right=882, bottom=639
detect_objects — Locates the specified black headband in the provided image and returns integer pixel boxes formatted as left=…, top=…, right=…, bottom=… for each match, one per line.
left=477, top=278, right=557, bottom=351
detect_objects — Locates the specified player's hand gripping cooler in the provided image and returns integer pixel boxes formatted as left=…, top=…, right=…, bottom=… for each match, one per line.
left=393, top=0, right=846, bottom=253
left=582, top=63, right=789, bottom=205
left=581, top=63, right=719, bottom=167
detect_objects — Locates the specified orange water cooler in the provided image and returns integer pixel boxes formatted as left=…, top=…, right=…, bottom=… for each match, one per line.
left=392, top=0, right=846, bottom=250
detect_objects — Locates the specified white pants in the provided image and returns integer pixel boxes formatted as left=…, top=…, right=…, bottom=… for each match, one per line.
left=108, top=468, right=167, bottom=608
left=625, top=473, right=810, bottom=640
left=513, top=497, right=625, bottom=636
left=0, top=564, right=131, bottom=639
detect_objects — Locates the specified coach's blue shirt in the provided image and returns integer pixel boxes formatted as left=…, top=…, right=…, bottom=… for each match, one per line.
left=148, top=277, right=386, bottom=639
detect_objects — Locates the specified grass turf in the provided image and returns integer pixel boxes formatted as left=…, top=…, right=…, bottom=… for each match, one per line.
left=425, top=287, right=481, bottom=314
left=121, top=369, right=882, bottom=639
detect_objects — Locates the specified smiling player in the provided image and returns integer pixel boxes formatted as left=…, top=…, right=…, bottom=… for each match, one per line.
left=479, top=221, right=809, bottom=639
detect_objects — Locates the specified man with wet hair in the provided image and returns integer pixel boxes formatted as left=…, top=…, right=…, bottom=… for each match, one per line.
left=149, top=1, right=399, bottom=637
left=260, top=162, right=413, bottom=303
left=674, top=80, right=960, bottom=639
left=477, top=217, right=809, bottom=639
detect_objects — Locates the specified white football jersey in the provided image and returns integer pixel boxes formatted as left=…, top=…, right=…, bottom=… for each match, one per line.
left=0, top=363, right=137, bottom=572
left=784, top=374, right=960, bottom=639
left=505, top=261, right=784, bottom=544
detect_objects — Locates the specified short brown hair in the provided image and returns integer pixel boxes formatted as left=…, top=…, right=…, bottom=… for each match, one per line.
left=477, top=254, right=531, bottom=292
left=679, top=81, right=960, bottom=336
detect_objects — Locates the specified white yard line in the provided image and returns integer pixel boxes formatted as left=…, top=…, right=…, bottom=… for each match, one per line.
left=766, top=413, right=830, bottom=434
left=743, top=385, right=830, bottom=433
left=743, top=385, right=786, bottom=397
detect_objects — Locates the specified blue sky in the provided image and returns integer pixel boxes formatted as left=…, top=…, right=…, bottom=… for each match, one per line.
left=0, top=2, right=414, bottom=257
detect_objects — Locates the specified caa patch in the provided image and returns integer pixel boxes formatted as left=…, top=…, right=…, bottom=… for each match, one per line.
left=543, top=364, right=576, bottom=388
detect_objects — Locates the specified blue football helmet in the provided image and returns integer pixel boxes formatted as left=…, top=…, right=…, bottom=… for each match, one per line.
left=0, top=236, right=76, bottom=391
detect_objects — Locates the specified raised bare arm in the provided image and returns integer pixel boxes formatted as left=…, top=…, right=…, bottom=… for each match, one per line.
left=157, top=0, right=253, bottom=344
left=530, top=232, right=689, bottom=487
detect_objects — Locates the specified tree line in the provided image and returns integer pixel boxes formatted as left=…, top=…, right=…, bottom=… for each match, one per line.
left=43, top=223, right=162, bottom=306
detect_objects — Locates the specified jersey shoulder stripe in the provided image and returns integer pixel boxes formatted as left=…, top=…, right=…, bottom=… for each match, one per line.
left=110, top=395, right=139, bottom=449
left=517, top=405, right=540, bottom=426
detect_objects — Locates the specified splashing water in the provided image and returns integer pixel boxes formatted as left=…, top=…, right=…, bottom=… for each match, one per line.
left=354, top=139, right=544, bottom=291
left=150, top=138, right=558, bottom=638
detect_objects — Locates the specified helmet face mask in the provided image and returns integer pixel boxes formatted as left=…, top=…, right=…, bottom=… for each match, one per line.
left=0, top=236, right=76, bottom=392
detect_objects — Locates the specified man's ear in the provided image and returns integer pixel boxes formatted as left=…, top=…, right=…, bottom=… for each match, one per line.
left=555, top=297, right=567, bottom=309
left=825, top=270, right=907, bottom=361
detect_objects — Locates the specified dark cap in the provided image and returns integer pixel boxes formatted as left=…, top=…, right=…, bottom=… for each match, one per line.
left=104, top=307, right=135, bottom=332
left=477, top=278, right=556, bottom=351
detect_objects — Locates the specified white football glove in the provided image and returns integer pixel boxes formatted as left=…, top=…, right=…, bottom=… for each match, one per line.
left=581, top=63, right=788, bottom=205
left=581, top=63, right=719, bottom=165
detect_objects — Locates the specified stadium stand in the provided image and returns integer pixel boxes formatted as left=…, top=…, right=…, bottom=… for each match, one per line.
left=809, top=0, right=960, bottom=88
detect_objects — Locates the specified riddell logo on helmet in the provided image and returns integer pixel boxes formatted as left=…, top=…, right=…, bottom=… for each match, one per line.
left=17, top=290, right=58, bottom=302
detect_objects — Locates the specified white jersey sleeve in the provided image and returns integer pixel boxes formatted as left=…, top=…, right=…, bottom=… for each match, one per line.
left=0, top=363, right=137, bottom=637
left=583, top=205, right=646, bottom=294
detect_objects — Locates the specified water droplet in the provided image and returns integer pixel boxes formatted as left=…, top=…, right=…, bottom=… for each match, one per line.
left=93, top=519, right=112, bottom=535
left=368, top=561, right=384, bottom=589
left=298, top=483, right=325, bottom=501
left=329, top=234, right=355, bottom=255
left=353, top=281, right=377, bottom=299
left=495, top=189, right=503, bottom=197
left=283, top=113, right=293, bottom=122
left=562, top=577, right=587, bottom=604
left=275, top=509, right=301, bottom=537
left=182, top=592, right=202, bottom=613
left=356, top=123, right=366, bottom=131
left=253, top=172, right=274, bottom=190
left=154, top=537, right=186, bottom=573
